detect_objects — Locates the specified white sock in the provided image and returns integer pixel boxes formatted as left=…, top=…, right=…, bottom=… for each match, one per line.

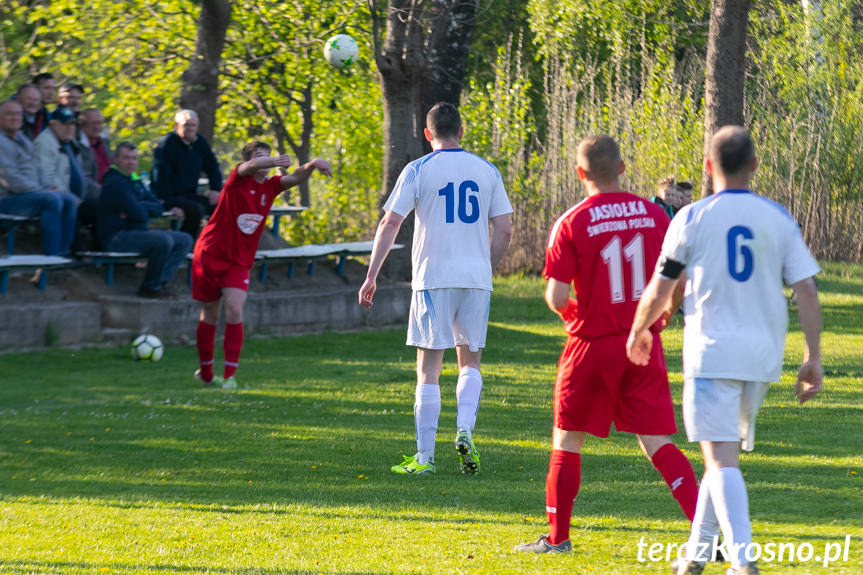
left=709, top=467, right=752, bottom=569
left=414, top=383, right=441, bottom=464
left=685, top=474, right=722, bottom=563
left=455, top=366, right=482, bottom=435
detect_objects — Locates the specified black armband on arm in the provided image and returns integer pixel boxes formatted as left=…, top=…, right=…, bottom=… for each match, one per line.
left=657, top=255, right=685, bottom=279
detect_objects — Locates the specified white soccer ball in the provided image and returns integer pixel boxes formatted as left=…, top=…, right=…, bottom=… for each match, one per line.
left=324, top=34, right=359, bottom=69
left=131, top=334, right=164, bottom=362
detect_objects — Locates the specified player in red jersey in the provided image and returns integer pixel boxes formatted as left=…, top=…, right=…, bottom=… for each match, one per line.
left=192, top=141, right=331, bottom=388
left=516, top=135, right=697, bottom=554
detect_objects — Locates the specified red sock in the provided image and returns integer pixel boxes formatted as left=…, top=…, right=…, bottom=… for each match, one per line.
left=223, top=322, right=244, bottom=380
left=651, top=443, right=698, bottom=522
left=546, top=449, right=581, bottom=545
left=196, top=321, right=217, bottom=382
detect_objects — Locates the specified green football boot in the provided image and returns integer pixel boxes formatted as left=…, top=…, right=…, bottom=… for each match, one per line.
left=390, top=454, right=436, bottom=475
left=455, top=431, right=480, bottom=475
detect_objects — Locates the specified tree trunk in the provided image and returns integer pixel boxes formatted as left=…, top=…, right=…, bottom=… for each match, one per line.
left=371, top=0, right=480, bottom=279
left=423, top=1, right=480, bottom=115
left=701, top=0, right=750, bottom=197
left=180, top=0, right=232, bottom=144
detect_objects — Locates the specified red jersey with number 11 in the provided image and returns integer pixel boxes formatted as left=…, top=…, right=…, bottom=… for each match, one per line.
left=196, top=166, right=284, bottom=268
left=544, top=191, right=670, bottom=339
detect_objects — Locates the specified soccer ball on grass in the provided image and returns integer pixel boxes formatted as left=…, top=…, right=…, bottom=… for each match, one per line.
left=131, top=334, right=164, bottom=362
left=323, top=34, right=359, bottom=69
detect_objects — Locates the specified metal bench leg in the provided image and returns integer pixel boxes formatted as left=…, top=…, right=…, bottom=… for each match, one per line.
left=0, top=270, right=8, bottom=294
left=6, top=225, right=17, bottom=255
left=271, top=215, right=282, bottom=236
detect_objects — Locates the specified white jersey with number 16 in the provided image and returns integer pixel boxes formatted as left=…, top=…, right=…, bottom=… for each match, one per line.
left=384, top=148, right=513, bottom=291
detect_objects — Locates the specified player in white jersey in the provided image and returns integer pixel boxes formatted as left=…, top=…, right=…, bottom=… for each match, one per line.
left=359, top=102, right=513, bottom=476
left=627, top=126, right=823, bottom=575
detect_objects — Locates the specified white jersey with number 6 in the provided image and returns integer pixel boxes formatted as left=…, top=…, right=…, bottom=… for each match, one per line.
left=384, top=148, right=513, bottom=291
left=660, top=190, right=821, bottom=382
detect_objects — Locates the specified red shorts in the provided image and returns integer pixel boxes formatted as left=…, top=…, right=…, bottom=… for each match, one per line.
left=553, top=333, right=677, bottom=437
left=191, top=251, right=250, bottom=302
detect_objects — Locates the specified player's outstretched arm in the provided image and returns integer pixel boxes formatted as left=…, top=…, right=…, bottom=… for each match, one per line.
left=237, top=154, right=292, bottom=177
left=792, top=276, right=823, bottom=404
left=359, top=210, right=405, bottom=309
left=280, top=158, right=332, bottom=190
left=627, top=274, right=679, bottom=365
left=490, top=214, right=512, bottom=271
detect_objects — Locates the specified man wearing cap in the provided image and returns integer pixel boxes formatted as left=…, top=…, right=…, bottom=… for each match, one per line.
left=0, top=100, right=78, bottom=256
left=152, top=109, right=223, bottom=239
left=33, top=107, right=97, bottom=201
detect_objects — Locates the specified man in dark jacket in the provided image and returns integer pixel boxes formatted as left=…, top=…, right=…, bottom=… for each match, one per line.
left=151, top=109, right=223, bottom=239
left=97, top=141, right=193, bottom=298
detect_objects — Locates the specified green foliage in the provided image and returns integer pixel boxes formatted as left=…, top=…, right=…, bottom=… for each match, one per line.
left=2, top=0, right=381, bottom=244
left=3, top=1, right=863, bottom=260
left=0, top=271, right=861, bottom=573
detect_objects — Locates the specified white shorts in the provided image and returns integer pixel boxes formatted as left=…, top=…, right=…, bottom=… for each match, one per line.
left=682, top=378, right=770, bottom=452
left=407, top=288, right=491, bottom=352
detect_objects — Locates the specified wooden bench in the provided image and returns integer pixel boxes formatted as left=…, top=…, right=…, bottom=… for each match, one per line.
left=0, top=255, right=73, bottom=293
left=76, top=251, right=145, bottom=286
left=0, top=213, right=40, bottom=254
left=268, top=205, right=308, bottom=236
left=256, top=241, right=402, bottom=282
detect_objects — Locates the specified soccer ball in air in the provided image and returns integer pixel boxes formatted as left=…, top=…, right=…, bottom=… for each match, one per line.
left=324, top=34, right=359, bottom=69
left=131, top=334, right=164, bottom=362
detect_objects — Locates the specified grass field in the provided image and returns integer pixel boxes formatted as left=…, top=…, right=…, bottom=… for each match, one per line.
left=0, top=265, right=861, bottom=574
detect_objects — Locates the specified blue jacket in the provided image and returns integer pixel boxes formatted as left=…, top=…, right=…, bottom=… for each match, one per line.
left=96, top=166, right=165, bottom=248
left=152, top=132, right=223, bottom=204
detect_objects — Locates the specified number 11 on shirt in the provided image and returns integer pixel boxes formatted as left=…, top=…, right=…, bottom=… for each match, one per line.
left=601, top=234, right=645, bottom=303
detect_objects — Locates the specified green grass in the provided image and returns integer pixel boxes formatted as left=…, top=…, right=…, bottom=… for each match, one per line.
left=0, top=265, right=861, bottom=574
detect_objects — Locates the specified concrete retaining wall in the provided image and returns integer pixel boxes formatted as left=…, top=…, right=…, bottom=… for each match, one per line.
left=100, top=284, right=411, bottom=343
left=0, top=301, right=102, bottom=350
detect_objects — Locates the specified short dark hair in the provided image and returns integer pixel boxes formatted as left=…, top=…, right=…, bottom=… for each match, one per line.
left=32, top=73, right=54, bottom=85
left=426, top=102, right=461, bottom=140
left=16, top=83, right=38, bottom=96
left=709, top=126, right=755, bottom=177
left=242, top=140, right=272, bottom=161
left=577, top=134, right=622, bottom=183
left=115, top=141, right=137, bottom=156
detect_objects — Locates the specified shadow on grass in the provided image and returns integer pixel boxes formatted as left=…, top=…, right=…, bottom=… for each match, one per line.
left=0, top=296, right=860, bottom=531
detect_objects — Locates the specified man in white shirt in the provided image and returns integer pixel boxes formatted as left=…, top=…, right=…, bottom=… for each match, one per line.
left=359, top=102, right=513, bottom=476
left=627, top=126, right=823, bottom=575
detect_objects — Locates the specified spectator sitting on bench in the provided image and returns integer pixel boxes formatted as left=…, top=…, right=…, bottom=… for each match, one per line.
left=0, top=100, right=78, bottom=256
left=79, top=108, right=111, bottom=184
left=152, top=109, right=223, bottom=239
left=17, top=84, right=46, bottom=141
left=57, top=83, right=84, bottom=116
left=95, top=141, right=192, bottom=299
left=32, top=72, right=56, bottom=134
left=34, top=107, right=99, bottom=203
